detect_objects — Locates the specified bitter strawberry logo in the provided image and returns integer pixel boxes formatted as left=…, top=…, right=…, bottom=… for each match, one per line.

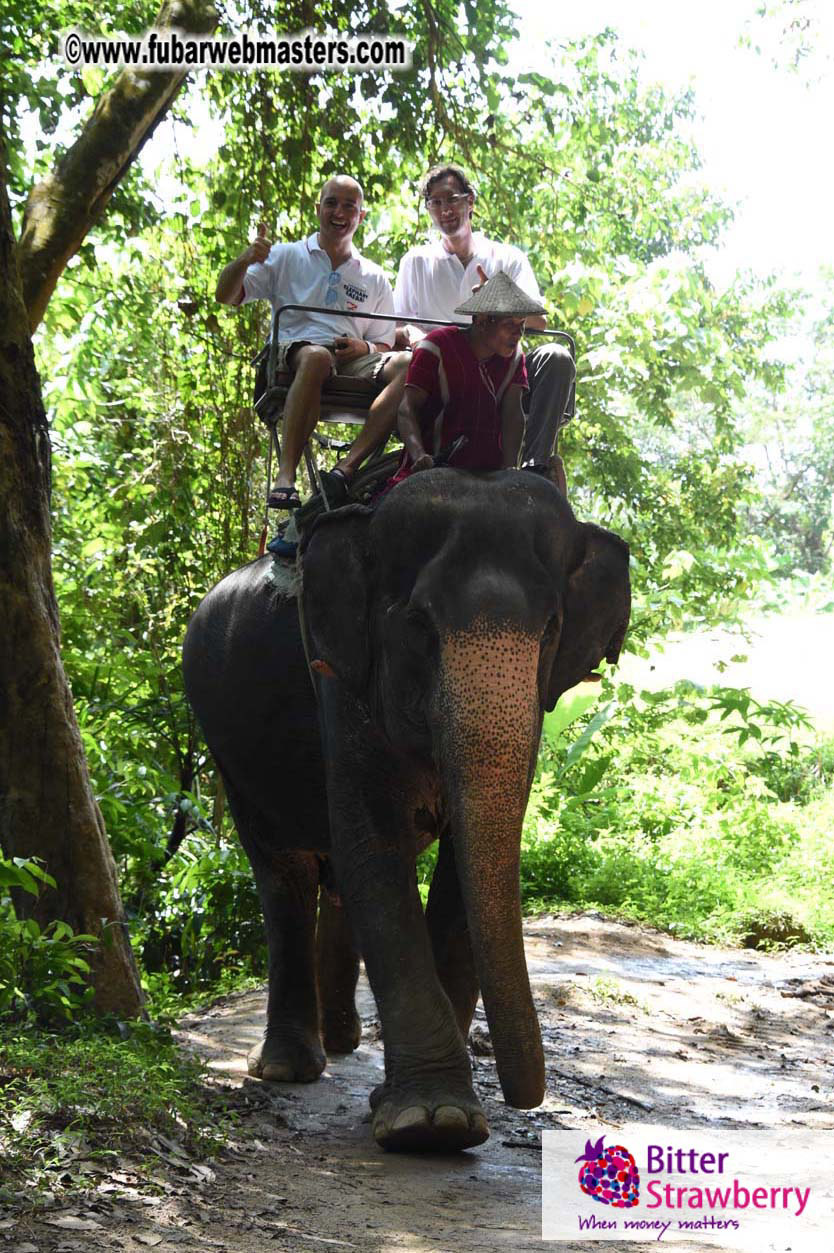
left=576, top=1136, right=640, bottom=1208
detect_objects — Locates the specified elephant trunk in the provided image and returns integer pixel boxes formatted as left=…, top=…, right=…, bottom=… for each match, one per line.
left=437, top=625, right=545, bottom=1109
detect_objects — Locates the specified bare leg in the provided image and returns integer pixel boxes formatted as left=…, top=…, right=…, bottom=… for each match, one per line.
left=272, top=344, right=334, bottom=489
left=336, top=351, right=410, bottom=477
left=548, top=452, right=567, bottom=496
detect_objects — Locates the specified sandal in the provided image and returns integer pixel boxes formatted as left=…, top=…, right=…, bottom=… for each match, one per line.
left=267, top=484, right=302, bottom=510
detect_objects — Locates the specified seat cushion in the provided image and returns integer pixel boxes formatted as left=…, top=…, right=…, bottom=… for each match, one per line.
left=274, top=370, right=376, bottom=401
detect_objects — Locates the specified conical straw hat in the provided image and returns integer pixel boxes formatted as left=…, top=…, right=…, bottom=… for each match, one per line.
left=454, top=269, right=546, bottom=317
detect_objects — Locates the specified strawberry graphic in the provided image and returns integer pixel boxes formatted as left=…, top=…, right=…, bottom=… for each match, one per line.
left=576, top=1135, right=640, bottom=1208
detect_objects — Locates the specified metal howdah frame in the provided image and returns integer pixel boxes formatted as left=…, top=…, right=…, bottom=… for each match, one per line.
left=258, top=304, right=576, bottom=518
left=266, top=303, right=576, bottom=385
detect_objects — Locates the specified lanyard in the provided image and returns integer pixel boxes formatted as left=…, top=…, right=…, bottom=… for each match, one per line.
left=478, top=361, right=497, bottom=401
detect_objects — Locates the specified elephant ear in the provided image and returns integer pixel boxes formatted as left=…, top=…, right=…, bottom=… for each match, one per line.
left=298, top=505, right=374, bottom=697
left=546, top=522, right=631, bottom=711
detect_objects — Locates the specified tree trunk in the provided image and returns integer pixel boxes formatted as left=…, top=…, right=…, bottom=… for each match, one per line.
left=18, top=0, right=219, bottom=332
left=0, top=142, right=143, bottom=1017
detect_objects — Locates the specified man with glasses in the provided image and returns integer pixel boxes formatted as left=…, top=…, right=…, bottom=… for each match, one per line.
left=393, top=163, right=575, bottom=490
left=216, top=174, right=409, bottom=509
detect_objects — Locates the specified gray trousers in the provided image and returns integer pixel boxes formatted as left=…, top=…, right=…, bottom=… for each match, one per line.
left=520, top=342, right=576, bottom=466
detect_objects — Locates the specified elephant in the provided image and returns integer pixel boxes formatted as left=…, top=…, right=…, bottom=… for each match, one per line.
left=182, top=468, right=630, bottom=1153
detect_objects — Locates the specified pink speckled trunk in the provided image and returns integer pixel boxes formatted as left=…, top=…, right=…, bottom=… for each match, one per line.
left=438, top=625, right=545, bottom=1109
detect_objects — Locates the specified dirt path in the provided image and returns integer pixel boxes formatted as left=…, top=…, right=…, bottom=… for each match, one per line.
left=10, top=914, right=834, bottom=1253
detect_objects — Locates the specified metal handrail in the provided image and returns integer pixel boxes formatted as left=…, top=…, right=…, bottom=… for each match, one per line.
left=266, top=303, right=575, bottom=387
left=257, top=303, right=576, bottom=525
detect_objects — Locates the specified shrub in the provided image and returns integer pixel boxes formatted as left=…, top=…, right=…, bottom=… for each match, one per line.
left=521, top=680, right=834, bottom=947
left=0, top=858, right=97, bottom=1024
left=0, top=1018, right=225, bottom=1201
left=134, top=833, right=265, bottom=995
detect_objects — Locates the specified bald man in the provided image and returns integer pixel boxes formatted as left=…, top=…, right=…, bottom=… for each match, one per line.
left=217, top=174, right=409, bottom=509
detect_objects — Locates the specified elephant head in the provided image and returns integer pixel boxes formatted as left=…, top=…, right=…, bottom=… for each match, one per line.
left=298, top=470, right=630, bottom=1110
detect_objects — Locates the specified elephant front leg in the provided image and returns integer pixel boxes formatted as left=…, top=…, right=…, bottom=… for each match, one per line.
left=342, top=844, right=488, bottom=1152
left=322, top=710, right=487, bottom=1151
left=426, top=829, right=479, bottom=1042
left=317, top=887, right=361, bottom=1054
left=245, top=846, right=326, bottom=1083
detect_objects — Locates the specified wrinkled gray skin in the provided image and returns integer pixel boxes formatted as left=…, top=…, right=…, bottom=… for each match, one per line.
left=182, top=469, right=630, bottom=1152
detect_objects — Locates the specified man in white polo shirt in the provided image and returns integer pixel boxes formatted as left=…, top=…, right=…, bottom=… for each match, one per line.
left=393, top=163, right=575, bottom=487
left=217, top=173, right=408, bottom=509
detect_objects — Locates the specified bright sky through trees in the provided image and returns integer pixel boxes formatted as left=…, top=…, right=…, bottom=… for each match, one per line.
left=118, top=0, right=833, bottom=297
left=512, top=0, right=834, bottom=287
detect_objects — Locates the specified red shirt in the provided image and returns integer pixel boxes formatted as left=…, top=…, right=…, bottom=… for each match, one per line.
left=388, top=326, right=528, bottom=486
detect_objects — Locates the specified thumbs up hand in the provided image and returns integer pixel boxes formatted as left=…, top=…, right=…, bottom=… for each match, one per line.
left=471, top=263, right=489, bottom=295
left=248, top=222, right=272, bottom=265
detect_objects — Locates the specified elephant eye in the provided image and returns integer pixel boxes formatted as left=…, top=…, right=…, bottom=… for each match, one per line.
left=404, top=607, right=438, bottom=658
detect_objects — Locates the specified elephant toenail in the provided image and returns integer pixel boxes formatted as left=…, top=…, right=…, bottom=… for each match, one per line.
left=433, top=1106, right=469, bottom=1131
left=261, top=1062, right=297, bottom=1081
left=391, top=1106, right=429, bottom=1132
left=470, top=1112, right=489, bottom=1138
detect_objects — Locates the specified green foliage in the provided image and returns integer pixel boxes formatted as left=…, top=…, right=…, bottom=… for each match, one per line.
left=11, top=0, right=829, bottom=1001
left=750, top=734, right=834, bottom=804
left=742, top=282, right=834, bottom=575
left=0, top=858, right=97, bottom=1024
left=1, top=0, right=163, bottom=214
left=416, top=844, right=438, bottom=906
left=587, top=975, right=642, bottom=1009
left=0, top=1018, right=224, bottom=1201
left=523, top=679, right=834, bottom=947
left=733, top=908, right=812, bottom=951
left=136, top=831, right=266, bottom=998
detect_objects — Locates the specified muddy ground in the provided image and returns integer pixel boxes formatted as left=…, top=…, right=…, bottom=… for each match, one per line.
left=6, top=912, right=834, bottom=1253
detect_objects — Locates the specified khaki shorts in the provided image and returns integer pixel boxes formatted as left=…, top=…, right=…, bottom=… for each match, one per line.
left=278, top=339, right=393, bottom=384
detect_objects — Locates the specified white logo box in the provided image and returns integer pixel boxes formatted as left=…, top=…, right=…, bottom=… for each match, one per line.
left=542, top=1125, right=834, bottom=1250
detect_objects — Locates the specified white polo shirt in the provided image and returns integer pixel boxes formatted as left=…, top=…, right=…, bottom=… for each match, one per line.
left=393, top=231, right=542, bottom=326
left=242, top=233, right=395, bottom=347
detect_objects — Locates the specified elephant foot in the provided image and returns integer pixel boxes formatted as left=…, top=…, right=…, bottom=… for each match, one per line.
left=247, top=1028, right=326, bottom=1083
left=322, top=1008, right=361, bottom=1055
left=370, top=1079, right=488, bottom=1153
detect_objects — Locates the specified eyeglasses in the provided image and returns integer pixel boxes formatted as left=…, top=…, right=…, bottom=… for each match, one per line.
left=324, top=270, right=341, bottom=307
left=425, top=192, right=471, bottom=211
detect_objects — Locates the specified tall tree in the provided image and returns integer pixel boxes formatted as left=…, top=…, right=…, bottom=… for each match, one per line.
left=0, top=0, right=218, bottom=1014
left=0, top=142, right=144, bottom=1013
left=16, top=0, right=219, bottom=330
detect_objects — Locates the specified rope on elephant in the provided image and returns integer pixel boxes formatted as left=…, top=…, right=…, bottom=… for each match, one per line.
left=295, top=449, right=402, bottom=532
